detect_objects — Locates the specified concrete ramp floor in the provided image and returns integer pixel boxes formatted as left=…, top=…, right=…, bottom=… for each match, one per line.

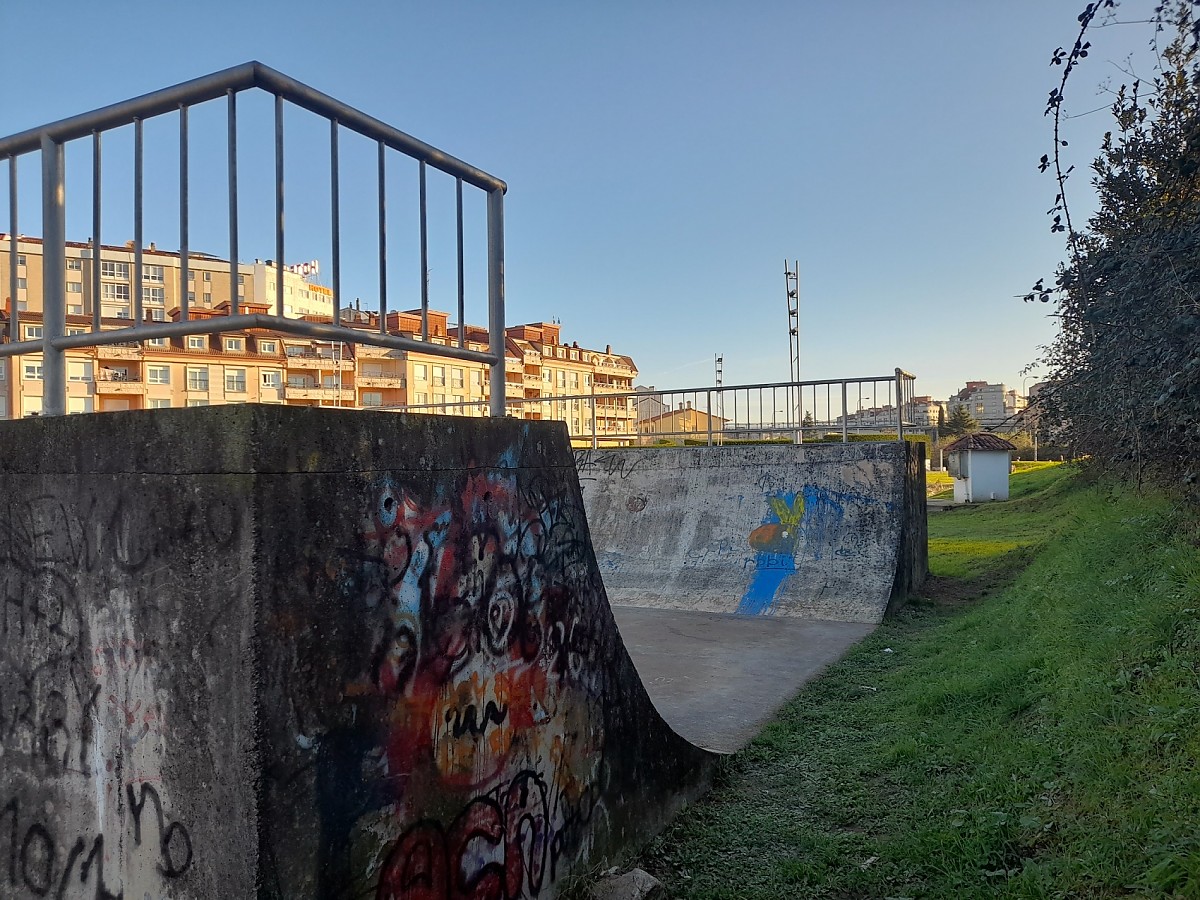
left=611, top=606, right=875, bottom=753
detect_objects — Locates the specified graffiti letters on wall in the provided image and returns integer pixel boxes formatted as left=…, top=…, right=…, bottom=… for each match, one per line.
left=0, top=493, right=224, bottom=897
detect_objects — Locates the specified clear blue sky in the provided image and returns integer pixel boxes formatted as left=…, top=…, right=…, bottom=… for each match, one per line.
left=0, top=1, right=1156, bottom=401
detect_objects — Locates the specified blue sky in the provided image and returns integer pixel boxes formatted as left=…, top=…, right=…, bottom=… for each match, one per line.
left=0, top=1, right=1158, bottom=401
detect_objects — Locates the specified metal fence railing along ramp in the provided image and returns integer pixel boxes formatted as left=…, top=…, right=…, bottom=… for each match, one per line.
left=575, top=441, right=923, bottom=625
left=1, top=61, right=506, bottom=416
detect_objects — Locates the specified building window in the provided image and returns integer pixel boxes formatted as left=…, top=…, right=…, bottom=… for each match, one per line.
left=224, top=337, right=244, bottom=353
left=66, top=327, right=87, bottom=336
left=102, top=283, right=130, bottom=302
left=148, top=398, right=171, bottom=409
left=451, top=367, right=464, bottom=389
left=148, top=366, right=170, bottom=385
left=186, top=399, right=209, bottom=407
left=261, top=370, right=281, bottom=388
left=471, top=370, right=482, bottom=387
left=203, top=271, right=211, bottom=282
left=225, top=368, right=247, bottom=393
left=100, top=261, right=129, bottom=279
left=24, top=362, right=43, bottom=381
left=187, top=335, right=207, bottom=350
left=143, top=286, right=165, bottom=304
left=203, top=292, right=212, bottom=305
left=237, top=275, right=245, bottom=284
left=149, top=308, right=166, bottom=322
left=362, top=391, right=383, bottom=407
left=414, top=364, right=428, bottom=381
left=17, top=278, right=27, bottom=290
left=414, top=392, right=429, bottom=404
left=66, top=282, right=83, bottom=294
left=17, top=254, right=27, bottom=266
left=432, top=365, right=446, bottom=387
left=187, top=270, right=195, bottom=282
left=433, top=393, right=447, bottom=405
left=186, top=367, right=209, bottom=391
left=146, top=337, right=168, bottom=348
left=187, top=291, right=196, bottom=303
left=67, top=258, right=82, bottom=271
left=67, top=397, right=93, bottom=415
left=143, top=265, right=164, bottom=283
left=67, top=361, right=92, bottom=382
left=259, top=340, right=277, bottom=354
left=23, top=325, right=42, bottom=340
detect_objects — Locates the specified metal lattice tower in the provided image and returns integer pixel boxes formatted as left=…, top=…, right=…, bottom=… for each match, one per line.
left=785, top=260, right=801, bottom=430
left=785, top=260, right=800, bottom=383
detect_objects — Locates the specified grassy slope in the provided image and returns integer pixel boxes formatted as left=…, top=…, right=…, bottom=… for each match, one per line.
left=640, top=465, right=1200, bottom=898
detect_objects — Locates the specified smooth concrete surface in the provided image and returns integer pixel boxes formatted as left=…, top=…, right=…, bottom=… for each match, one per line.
left=611, top=606, right=876, bottom=753
left=576, top=443, right=923, bottom=624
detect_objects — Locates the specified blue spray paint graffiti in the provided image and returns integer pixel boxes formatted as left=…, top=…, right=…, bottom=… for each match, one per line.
left=737, top=491, right=804, bottom=615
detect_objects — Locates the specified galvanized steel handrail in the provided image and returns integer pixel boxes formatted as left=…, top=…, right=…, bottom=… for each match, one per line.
left=393, top=371, right=920, bottom=448
left=0, top=62, right=505, bottom=192
left=1, top=62, right=507, bottom=416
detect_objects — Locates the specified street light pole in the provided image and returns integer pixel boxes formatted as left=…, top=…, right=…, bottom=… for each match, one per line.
left=1022, top=375, right=1038, bottom=461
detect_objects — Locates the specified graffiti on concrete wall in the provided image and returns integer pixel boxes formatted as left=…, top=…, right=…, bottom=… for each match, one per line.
left=0, top=492, right=223, bottom=897
left=737, top=492, right=805, bottom=615
left=331, top=459, right=611, bottom=899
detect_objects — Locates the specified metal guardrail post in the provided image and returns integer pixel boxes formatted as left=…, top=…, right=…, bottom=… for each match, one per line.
left=487, top=187, right=506, bottom=417
left=706, top=389, right=713, bottom=446
left=841, top=381, right=849, bottom=443
left=7, top=158, right=16, bottom=345
left=590, top=380, right=598, bottom=449
left=41, top=135, right=66, bottom=416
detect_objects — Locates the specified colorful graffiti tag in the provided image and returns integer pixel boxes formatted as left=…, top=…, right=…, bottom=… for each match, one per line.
left=334, top=462, right=610, bottom=899
left=737, top=492, right=804, bottom=615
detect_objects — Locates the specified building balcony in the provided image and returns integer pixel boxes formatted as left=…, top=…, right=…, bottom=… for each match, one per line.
left=94, top=376, right=146, bottom=395
left=356, top=375, right=405, bottom=388
left=96, top=345, right=142, bottom=360
left=505, top=382, right=524, bottom=397
left=284, top=355, right=354, bottom=370
left=285, top=385, right=353, bottom=401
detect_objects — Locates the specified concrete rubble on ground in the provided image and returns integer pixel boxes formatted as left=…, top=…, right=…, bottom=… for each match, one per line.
left=588, top=868, right=665, bottom=900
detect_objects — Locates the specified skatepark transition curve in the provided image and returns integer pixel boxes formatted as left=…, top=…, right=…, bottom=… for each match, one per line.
left=574, top=442, right=927, bottom=624
left=0, top=407, right=716, bottom=900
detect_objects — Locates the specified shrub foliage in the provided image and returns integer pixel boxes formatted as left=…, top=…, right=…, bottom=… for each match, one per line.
left=1031, top=1, right=1200, bottom=487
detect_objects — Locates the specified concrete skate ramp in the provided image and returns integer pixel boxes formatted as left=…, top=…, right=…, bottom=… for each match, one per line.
left=575, top=442, right=926, bottom=624
left=0, top=407, right=716, bottom=900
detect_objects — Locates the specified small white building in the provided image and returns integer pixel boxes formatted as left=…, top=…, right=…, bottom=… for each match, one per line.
left=945, top=433, right=1017, bottom=502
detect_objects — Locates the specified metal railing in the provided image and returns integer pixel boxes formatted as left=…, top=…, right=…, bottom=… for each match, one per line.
left=0, top=61, right=506, bottom=416
left=389, top=370, right=919, bottom=447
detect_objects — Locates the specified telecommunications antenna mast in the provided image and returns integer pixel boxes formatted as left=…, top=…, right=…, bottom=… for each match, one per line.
left=785, top=260, right=800, bottom=384
left=785, top=260, right=802, bottom=434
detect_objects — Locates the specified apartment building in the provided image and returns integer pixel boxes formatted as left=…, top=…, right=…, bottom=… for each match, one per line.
left=947, top=381, right=1027, bottom=429
left=0, top=235, right=638, bottom=441
left=910, top=395, right=947, bottom=427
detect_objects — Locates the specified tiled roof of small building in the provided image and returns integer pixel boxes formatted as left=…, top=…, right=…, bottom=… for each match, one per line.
left=944, top=433, right=1017, bottom=452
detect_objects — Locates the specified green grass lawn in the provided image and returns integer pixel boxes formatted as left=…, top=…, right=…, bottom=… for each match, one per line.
left=638, top=464, right=1200, bottom=898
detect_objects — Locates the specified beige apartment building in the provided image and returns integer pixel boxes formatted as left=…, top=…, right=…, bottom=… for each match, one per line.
left=0, top=234, right=638, bottom=442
